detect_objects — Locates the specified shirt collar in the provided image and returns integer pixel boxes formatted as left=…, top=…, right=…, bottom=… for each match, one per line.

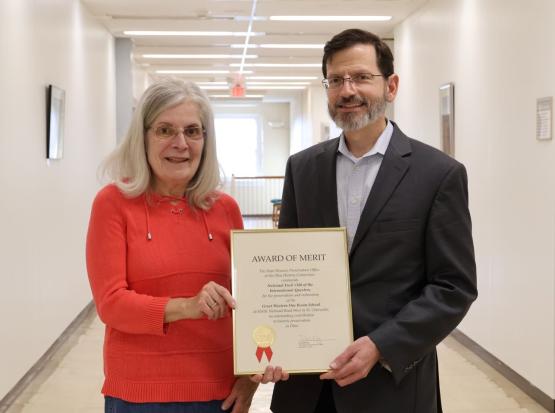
left=338, top=120, right=394, bottom=162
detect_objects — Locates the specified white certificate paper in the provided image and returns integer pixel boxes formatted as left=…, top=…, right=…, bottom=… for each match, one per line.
left=231, top=228, right=353, bottom=375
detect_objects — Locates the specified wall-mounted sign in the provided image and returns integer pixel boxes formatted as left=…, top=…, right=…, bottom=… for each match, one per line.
left=439, top=83, right=455, bottom=156
left=536, top=97, right=552, bottom=141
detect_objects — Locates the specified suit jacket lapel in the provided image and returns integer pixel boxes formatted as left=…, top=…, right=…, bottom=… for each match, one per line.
left=316, top=139, right=340, bottom=227
left=350, top=126, right=412, bottom=255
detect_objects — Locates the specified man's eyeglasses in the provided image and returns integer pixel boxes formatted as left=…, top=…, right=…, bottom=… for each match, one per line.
left=322, top=73, right=385, bottom=89
left=150, top=124, right=205, bottom=141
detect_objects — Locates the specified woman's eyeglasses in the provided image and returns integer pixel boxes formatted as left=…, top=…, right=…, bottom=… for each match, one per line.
left=150, top=124, right=205, bottom=141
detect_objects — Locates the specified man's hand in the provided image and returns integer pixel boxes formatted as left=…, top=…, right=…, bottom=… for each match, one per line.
left=319, top=336, right=381, bottom=387
left=221, top=376, right=258, bottom=413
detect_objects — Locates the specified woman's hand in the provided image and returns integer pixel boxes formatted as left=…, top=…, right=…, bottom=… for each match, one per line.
left=164, top=281, right=235, bottom=322
left=192, top=281, right=236, bottom=320
left=250, top=365, right=290, bottom=384
left=221, top=376, right=258, bottom=413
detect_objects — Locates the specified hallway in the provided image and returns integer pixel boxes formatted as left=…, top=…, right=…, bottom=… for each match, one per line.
left=1, top=0, right=553, bottom=410
left=4, top=308, right=548, bottom=413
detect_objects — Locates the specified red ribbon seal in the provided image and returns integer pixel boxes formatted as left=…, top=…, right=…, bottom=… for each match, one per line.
left=256, top=346, right=273, bottom=362
left=253, top=325, right=275, bottom=363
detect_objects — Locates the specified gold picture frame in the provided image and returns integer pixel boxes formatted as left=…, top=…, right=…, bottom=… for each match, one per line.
left=231, top=228, right=353, bottom=375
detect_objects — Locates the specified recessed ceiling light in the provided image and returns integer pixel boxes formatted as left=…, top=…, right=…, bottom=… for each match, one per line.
left=269, top=16, right=392, bottom=22
left=230, top=63, right=320, bottom=68
left=124, top=31, right=265, bottom=36
left=142, top=54, right=257, bottom=59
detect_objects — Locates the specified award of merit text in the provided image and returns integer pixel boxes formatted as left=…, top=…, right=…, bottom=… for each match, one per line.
left=250, top=256, right=330, bottom=334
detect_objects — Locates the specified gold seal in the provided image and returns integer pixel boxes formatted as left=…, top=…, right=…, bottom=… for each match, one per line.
left=252, top=325, right=275, bottom=348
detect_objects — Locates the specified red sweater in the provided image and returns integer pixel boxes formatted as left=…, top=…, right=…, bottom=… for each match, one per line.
left=86, top=184, right=243, bottom=403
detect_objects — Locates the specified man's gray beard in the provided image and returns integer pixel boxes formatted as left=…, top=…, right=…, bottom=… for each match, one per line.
left=329, top=94, right=387, bottom=132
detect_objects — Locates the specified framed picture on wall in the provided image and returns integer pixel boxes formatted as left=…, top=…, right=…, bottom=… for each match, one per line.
left=439, top=83, right=455, bottom=157
left=46, top=84, right=65, bottom=160
left=320, top=122, right=330, bottom=142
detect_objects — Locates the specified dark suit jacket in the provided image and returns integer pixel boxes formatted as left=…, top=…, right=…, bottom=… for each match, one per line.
left=271, top=123, right=477, bottom=413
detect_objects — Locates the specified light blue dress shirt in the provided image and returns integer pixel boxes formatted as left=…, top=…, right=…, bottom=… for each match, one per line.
left=336, top=121, right=394, bottom=251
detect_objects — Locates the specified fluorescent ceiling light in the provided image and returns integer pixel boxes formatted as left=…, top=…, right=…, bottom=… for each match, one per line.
left=201, top=84, right=309, bottom=90
left=156, top=70, right=254, bottom=75
left=142, top=54, right=257, bottom=59
left=230, top=44, right=258, bottom=48
left=195, top=81, right=312, bottom=87
left=246, top=82, right=310, bottom=85
left=230, top=63, right=320, bottom=68
left=247, top=76, right=318, bottom=80
left=209, top=94, right=264, bottom=98
left=124, top=31, right=265, bottom=36
left=230, top=44, right=324, bottom=49
left=269, top=16, right=392, bottom=22
left=232, top=16, right=267, bottom=22
left=156, top=70, right=230, bottom=74
left=247, top=86, right=306, bottom=90
left=202, top=82, right=309, bottom=90
left=260, top=44, right=324, bottom=49
left=213, top=104, right=259, bottom=108
left=196, top=82, right=228, bottom=86
left=199, top=86, right=229, bottom=90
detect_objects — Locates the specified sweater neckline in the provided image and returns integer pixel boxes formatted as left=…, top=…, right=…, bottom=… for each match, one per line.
left=146, top=191, right=188, bottom=206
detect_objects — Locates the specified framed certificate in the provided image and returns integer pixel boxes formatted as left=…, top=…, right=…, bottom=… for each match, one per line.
left=231, top=228, right=353, bottom=375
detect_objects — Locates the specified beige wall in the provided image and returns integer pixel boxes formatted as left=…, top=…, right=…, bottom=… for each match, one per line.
left=0, top=0, right=116, bottom=399
left=393, top=0, right=555, bottom=398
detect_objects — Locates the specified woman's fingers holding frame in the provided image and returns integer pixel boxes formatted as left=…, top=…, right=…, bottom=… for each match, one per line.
left=199, top=281, right=236, bottom=320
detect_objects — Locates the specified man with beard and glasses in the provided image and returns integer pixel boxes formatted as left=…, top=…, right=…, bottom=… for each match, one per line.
left=269, top=29, right=477, bottom=413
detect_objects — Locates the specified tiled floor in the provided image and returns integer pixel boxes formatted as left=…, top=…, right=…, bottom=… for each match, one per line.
left=4, top=311, right=548, bottom=413
left=4, top=218, right=549, bottom=412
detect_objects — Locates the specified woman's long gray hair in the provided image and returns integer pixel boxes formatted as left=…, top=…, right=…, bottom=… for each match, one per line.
left=101, top=79, right=221, bottom=209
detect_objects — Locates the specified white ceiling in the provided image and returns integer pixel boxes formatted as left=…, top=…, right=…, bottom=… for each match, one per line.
left=81, top=0, right=429, bottom=98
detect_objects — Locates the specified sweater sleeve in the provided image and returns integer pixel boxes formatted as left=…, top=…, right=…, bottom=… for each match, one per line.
left=86, top=186, right=170, bottom=336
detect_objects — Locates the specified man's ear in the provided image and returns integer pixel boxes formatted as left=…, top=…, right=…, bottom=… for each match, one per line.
left=385, top=74, right=399, bottom=102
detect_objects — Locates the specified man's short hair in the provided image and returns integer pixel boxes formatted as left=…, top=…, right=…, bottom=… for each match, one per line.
left=322, top=29, right=394, bottom=79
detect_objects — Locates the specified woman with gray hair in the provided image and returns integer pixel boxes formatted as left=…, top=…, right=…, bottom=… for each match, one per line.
left=86, top=79, right=267, bottom=412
